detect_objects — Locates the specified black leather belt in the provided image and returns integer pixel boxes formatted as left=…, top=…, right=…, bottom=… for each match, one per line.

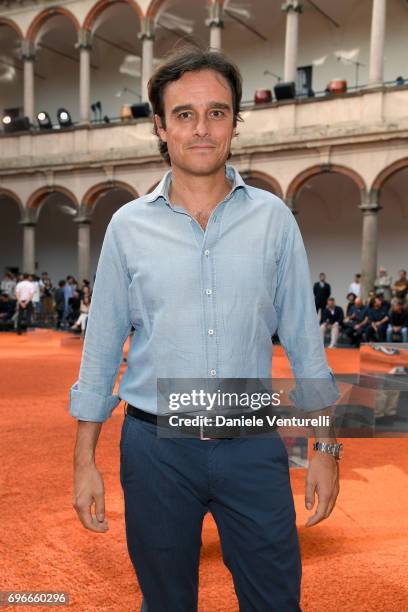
left=125, top=403, right=277, bottom=440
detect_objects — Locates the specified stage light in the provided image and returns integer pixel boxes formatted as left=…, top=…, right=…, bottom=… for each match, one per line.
left=37, top=111, right=52, bottom=130
left=57, top=108, right=72, bottom=128
left=2, top=115, right=31, bottom=133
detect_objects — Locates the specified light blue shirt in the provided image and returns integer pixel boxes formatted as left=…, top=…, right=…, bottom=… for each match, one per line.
left=69, top=165, right=340, bottom=422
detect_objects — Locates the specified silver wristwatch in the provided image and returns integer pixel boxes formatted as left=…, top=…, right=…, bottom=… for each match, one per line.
left=313, top=441, right=343, bottom=460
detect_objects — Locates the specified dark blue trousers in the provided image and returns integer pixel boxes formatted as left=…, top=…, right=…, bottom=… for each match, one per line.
left=120, top=413, right=302, bottom=612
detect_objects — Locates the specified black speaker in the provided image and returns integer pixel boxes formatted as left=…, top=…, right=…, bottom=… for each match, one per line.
left=274, top=81, right=296, bottom=101
left=130, top=103, right=151, bottom=119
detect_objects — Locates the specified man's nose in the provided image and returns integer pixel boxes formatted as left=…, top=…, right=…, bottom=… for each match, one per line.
left=193, top=115, right=209, bottom=137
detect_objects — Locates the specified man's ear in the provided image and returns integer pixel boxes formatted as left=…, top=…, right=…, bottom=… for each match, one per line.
left=154, top=114, right=167, bottom=142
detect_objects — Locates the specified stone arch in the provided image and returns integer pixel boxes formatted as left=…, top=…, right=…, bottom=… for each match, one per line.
left=370, top=158, right=408, bottom=198
left=286, top=163, right=367, bottom=203
left=83, top=0, right=143, bottom=32
left=26, top=186, right=79, bottom=211
left=82, top=181, right=139, bottom=209
left=0, top=188, right=24, bottom=213
left=0, top=17, right=23, bottom=39
left=240, top=170, right=283, bottom=199
left=26, top=7, right=80, bottom=42
left=146, top=0, right=220, bottom=19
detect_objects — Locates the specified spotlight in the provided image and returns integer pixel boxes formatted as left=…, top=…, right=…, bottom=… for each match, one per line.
left=2, top=115, right=31, bottom=133
left=37, top=111, right=52, bottom=130
left=57, top=108, right=72, bottom=128
left=91, top=101, right=102, bottom=122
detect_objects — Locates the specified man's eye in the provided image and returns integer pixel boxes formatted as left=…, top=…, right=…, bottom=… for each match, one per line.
left=211, top=110, right=225, bottom=118
left=178, top=111, right=192, bottom=119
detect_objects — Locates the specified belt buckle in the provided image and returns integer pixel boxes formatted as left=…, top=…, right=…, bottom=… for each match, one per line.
left=199, top=421, right=212, bottom=441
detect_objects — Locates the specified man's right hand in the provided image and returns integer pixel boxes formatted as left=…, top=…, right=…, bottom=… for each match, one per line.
left=73, top=462, right=109, bottom=532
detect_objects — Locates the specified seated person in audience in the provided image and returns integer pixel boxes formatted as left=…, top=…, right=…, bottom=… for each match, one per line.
left=392, top=269, right=408, bottom=301
left=365, top=289, right=376, bottom=306
left=342, top=297, right=368, bottom=347
left=320, top=297, right=344, bottom=348
left=386, top=300, right=408, bottom=343
left=345, top=292, right=357, bottom=316
left=0, top=293, right=16, bottom=328
left=364, top=296, right=389, bottom=342
left=375, top=288, right=390, bottom=312
left=67, top=290, right=81, bottom=327
left=71, top=295, right=91, bottom=336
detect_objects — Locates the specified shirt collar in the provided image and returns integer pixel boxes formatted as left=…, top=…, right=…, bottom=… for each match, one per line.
left=144, top=164, right=253, bottom=204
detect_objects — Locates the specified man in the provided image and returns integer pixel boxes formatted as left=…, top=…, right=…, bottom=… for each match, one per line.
left=392, top=269, right=408, bottom=301
left=320, top=297, right=344, bottom=348
left=386, top=300, right=408, bottom=343
left=30, top=274, right=41, bottom=324
left=54, top=280, right=66, bottom=330
left=1, top=272, right=16, bottom=299
left=15, top=273, right=34, bottom=335
left=364, top=296, right=389, bottom=342
left=70, top=48, right=341, bottom=612
left=345, top=291, right=357, bottom=317
left=0, top=292, right=16, bottom=330
left=39, top=272, right=54, bottom=326
left=348, top=273, right=361, bottom=298
left=374, top=267, right=392, bottom=302
left=313, top=272, right=331, bottom=315
left=342, top=297, right=368, bottom=347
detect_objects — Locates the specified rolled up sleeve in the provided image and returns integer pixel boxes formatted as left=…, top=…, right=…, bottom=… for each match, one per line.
left=273, top=207, right=340, bottom=411
left=69, top=215, right=132, bottom=422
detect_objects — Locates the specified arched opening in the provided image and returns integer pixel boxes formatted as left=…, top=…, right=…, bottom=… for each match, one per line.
left=241, top=171, right=282, bottom=197
left=0, top=19, right=23, bottom=117
left=372, top=161, right=408, bottom=285
left=151, top=0, right=208, bottom=63
left=83, top=1, right=143, bottom=121
left=289, top=166, right=364, bottom=305
left=84, top=182, right=138, bottom=280
left=32, top=190, right=78, bottom=283
left=0, top=191, right=22, bottom=275
left=26, top=9, right=80, bottom=122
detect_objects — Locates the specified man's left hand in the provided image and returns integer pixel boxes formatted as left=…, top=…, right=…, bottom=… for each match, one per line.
left=304, top=452, right=339, bottom=527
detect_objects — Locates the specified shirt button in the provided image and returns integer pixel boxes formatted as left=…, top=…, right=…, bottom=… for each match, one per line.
left=204, top=249, right=210, bottom=256
left=208, top=328, right=215, bottom=336
left=210, top=369, right=217, bottom=376
left=206, top=289, right=212, bottom=296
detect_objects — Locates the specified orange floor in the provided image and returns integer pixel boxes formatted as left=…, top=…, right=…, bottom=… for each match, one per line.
left=0, top=330, right=407, bottom=611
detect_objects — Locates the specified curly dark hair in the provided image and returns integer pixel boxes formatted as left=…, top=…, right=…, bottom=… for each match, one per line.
left=147, top=46, right=243, bottom=165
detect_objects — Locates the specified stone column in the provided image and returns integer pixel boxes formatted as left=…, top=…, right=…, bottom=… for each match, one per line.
left=20, top=208, right=37, bottom=274
left=138, top=18, right=155, bottom=103
left=359, top=196, right=382, bottom=301
left=206, top=1, right=224, bottom=50
left=74, top=209, right=92, bottom=282
left=368, top=0, right=387, bottom=87
left=281, top=1, right=303, bottom=83
left=21, top=40, right=36, bottom=124
left=78, top=28, right=93, bottom=123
